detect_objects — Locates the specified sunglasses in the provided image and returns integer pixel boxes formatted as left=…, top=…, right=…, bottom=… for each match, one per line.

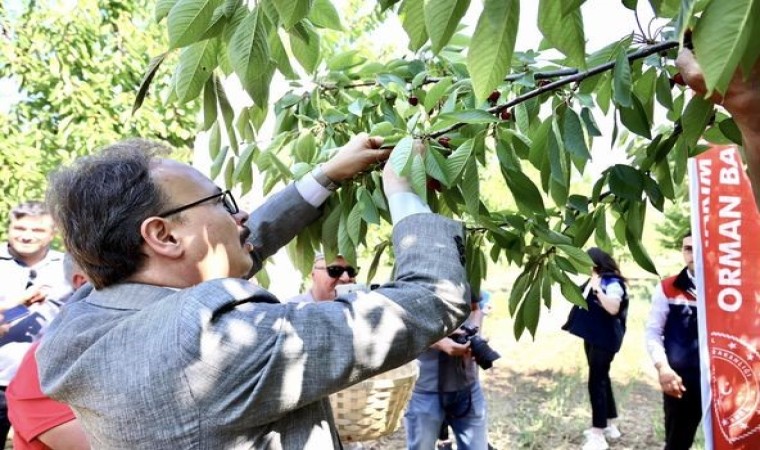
left=317, top=265, right=359, bottom=279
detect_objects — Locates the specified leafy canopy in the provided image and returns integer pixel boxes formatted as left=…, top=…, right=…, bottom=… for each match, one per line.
left=136, top=0, right=757, bottom=337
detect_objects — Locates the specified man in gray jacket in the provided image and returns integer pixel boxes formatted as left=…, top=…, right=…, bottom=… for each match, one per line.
left=37, top=136, right=469, bottom=449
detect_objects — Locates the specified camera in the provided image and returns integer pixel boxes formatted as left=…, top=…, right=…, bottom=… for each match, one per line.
left=449, top=324, right=501, bottom=370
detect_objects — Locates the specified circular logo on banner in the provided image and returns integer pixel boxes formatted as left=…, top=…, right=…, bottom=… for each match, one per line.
left=710, top=332, right=760, bottom=444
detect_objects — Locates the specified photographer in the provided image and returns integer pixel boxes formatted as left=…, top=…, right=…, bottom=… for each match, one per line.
left=404, top=287, right=498, bottom=450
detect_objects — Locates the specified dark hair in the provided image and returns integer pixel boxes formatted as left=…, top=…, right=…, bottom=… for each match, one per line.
left=46, top=139, right=172, bottom=289
left=587, top=247, right=626, bottom=282
left=10, top=201, right=49, bottom=221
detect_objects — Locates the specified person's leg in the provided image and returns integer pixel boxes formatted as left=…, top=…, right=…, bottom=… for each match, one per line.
left=664, top=371, right=703, bottom=450
left=405, top=390, right=445, bottom=450
left=0, top=389, right=10, bottom=450
left=450, top=383, right=488, bottom=450
left=604, top=362, right=618, bottom=421
left=585, top=342, right=614, bottom=429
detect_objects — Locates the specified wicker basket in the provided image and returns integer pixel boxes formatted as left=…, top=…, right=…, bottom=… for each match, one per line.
left=329, top=361, right=419, bottom=442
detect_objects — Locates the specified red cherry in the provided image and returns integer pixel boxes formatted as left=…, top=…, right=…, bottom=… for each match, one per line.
left=427, top=178, right=443, bottom=192
left=438, top=136, right=451, bottom=148
left=500, top=109, right=512, bottom=121
left=487, top=90, right=501, bottom=104
left=408, top=96, right=419, bottom=106
left=672, top=73, right=685, bottom=86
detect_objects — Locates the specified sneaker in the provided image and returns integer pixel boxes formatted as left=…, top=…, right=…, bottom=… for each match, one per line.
left=582, top=430, right=609, bottom=450
left=604, top=424, right=621, bottom=440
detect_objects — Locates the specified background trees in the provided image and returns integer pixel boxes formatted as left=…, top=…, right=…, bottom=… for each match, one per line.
left=0, top=0, right=199, bottom=236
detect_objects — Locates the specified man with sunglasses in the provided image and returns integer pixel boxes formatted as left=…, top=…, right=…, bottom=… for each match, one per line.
left=289, top=254, right=358, bottom=303
left=37, top=136, right=470, bottom=449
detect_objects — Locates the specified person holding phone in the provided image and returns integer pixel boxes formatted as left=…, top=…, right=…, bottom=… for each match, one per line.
left=0, top=201, right=70, bottom=449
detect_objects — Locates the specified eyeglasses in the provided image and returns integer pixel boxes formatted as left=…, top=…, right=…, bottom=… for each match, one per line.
left=316, top=265, right=359, bottom=279
left=157, top=190, right=239, bottom=218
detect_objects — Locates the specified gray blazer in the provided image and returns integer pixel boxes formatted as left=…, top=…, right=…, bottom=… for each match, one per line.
left=37, top=184, right=469, bottom=449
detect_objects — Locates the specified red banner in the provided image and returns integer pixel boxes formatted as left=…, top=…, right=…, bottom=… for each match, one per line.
left=690, top=145, right=760, bottom=449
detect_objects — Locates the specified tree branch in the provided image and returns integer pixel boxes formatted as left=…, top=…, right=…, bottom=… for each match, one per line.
left=429, top=40, right=679, bottom=139
left=319, top=68, right=580, bottom=91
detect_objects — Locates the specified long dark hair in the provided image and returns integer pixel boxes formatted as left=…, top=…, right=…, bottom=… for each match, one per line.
left=587, top=247, right=626, bottom=282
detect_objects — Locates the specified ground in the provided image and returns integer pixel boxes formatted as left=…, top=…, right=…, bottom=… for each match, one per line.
left=354, top=282, right=706, bottom=449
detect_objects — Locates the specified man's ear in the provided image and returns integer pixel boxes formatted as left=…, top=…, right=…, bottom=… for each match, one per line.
left=140, top=217, right=182, bottom=258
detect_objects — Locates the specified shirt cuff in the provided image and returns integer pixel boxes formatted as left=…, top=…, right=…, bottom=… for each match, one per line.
left=388, top=192, right=431, bottom=223
left=295, top=173, right=332, bottom=208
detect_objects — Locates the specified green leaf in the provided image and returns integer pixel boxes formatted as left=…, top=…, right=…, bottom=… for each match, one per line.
left=327, top=51, right=367, bottom=71
left=232, top=143, right=257, bottom=181
left=209, top=122, right=221, bottom=159
left=551, top=263, right=586, bottom=307
left=461, top=157, right=480, bottom=218
left=215, top=76, right=239, bottom=153
left=272, top=0, right=312, bottom=29
left=167, top=0, right=221, bottom=49
left=366, top=240, right=390, bottom=284
left=338, top=210, right=357, bottom=264
left=424, top=77, right=453, bottom=112
left=410, top=154, right=428, bottom=202
left=594, top=209, right=612, bottom=252
left=437, top=109, right=499, bottom=124
left=321, top=204, right=341, bottom=257
left=561, top=0, right=586, bottom=15
left=622, top=0, right=637, bottom=10
left=424, top=148, right=451, bottom=186
left=346, top=202, right=363, bottom=245
left=202, top=77, right=218, bottom=131
left=681, top=95, right=714, bottom=147
left=719, top=118, right=743, bottom=145
left=268, top=29, right=297, bottom=79
left=522, top=267, right=542, bottom=336
left=557, top=244, right=593, bottom=268
left=290, top=21, right=321, bottom=73
left=503, top=168, right=546, bottom=215
left=133, top=52, right=168, bottom=115
left=609, top=164, right=643, bottom=201
left=173, top=39, right=218, bottom=103
left=626, top=227, right=658, bottom=275
left=692, top=0, right=757, bottom=94
left=400, top=0, right=428, bottom=52
left=389, top=136, right=415, bottom=176
left=229, top=8, right=271, bottom=106
left=308, top=0, right=342, bottom=30
left=649, top=0, right=679, bottom=17
left=612, top=48, right=632, bottom=108
left=467, top=0, right=519, bottom=102
left=537, top=0, right=586, bottom=68
left=580, top=107, right=602, bottom=136
left=562, top=108, right=591, bottom=161
left=358, top=188, right=380, bottom=224
left=156, top=0, right=179, bottom=23
left=655, top=70, right=673, bottom=110
left=618, top=94, right=651, bottom=139
left=210, top=144, right=228, bottom=180
left=425, top=0, right=471, bottom=55
left=445, top=138, right=474, bottom=181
